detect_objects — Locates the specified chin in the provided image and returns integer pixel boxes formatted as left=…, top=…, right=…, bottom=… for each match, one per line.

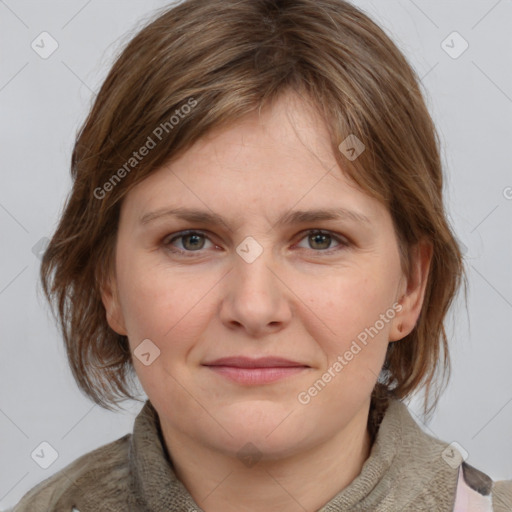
left=205, top=403, right=317, bottom=457
left=210, top=430, right=308, bottom=463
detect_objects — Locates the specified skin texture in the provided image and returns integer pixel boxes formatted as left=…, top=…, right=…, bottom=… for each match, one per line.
left=101, top=91, right=432, bottom=512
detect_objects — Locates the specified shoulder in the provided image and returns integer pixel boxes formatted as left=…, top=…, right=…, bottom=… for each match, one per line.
left=492, top=476, right=512, bottom=512
left=11, top=434, right=131, bottom=512
left=381, top=399, right=512, bottom=510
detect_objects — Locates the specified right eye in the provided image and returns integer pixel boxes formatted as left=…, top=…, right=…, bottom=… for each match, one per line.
left=163, top=230, right=216, bottom=256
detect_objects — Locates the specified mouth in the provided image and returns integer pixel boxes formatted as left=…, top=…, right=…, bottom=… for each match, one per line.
left=202, top=356, right=310, bottom=385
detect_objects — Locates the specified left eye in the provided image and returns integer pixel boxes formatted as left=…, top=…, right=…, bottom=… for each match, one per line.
left=295, top=230, right=347, bottom=252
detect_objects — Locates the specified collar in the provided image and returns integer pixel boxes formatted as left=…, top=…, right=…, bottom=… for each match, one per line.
left=129, top=398, right=459, bottom=511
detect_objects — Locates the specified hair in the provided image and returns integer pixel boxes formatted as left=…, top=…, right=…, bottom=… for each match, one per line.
left=40, top=0, right=467, bottom=417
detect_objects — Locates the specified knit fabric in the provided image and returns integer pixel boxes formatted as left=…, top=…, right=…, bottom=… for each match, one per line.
left=11, top=398, right=512, bottom=512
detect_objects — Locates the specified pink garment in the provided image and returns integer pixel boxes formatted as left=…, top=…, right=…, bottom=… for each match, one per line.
left=453, top=463, right=494, bottom=512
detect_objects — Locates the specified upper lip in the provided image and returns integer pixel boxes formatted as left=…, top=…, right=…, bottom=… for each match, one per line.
left=202, top=356, right=309, bottom=368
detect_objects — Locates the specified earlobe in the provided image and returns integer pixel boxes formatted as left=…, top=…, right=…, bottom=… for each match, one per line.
left=100, top=276, right=128, bottom=336
left=389, top=239, right=433, bottom=342
left=389, top=304, right=406, bottom=342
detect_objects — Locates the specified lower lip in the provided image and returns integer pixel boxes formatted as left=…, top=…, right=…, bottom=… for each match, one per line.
left=205, top=365, right=308, bottom=385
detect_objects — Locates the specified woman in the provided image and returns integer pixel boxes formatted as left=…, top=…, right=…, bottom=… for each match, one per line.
left=11, top=0, right=511, bottom=510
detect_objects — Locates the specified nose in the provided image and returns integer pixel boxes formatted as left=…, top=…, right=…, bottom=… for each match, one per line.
left=218, top=242, right=292, bottom=337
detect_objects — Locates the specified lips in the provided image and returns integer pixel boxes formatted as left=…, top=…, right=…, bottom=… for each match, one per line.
left=202, top=356, right=310, bottom=385
left=202, top=356, right=309, bottom=368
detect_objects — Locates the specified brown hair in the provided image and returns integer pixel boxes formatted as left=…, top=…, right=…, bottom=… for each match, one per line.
left=40, top=0, right=467, bottom=415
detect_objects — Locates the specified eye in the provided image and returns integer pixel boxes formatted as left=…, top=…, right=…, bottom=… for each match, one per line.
left=163, top=230, right=215, bottom=256
left=295, top=230, right=348, bottom=253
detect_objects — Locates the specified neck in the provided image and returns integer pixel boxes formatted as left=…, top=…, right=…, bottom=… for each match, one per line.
left=160, top=401, right=373, bottom=512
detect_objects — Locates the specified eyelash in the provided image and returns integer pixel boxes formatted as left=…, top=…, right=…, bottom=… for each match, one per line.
left=162, top=229, right=349, bottom=258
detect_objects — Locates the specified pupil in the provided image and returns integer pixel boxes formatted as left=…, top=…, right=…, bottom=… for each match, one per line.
left=185, top=234, right=204, bottom=250
left=311, top=233, right=330, bottom=249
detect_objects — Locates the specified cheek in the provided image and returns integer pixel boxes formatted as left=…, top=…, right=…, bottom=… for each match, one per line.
left=117, top=269, right=168, bottom=339
left=301, top=278, right=394, bottom=410
left=115, top=252, right=216, bottom=352
left=298, top=271, right=395, bottom=364
left=303, top=271, right=385, bottom=330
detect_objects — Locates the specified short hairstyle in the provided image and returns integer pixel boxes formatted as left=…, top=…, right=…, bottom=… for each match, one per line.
left=40, top=0, right=467, bottom=415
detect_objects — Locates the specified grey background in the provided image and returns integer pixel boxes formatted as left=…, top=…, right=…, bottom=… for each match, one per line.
left=1, top=0, right=511, bottom=509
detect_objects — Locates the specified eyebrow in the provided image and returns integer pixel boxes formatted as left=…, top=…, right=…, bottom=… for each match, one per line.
left=139, top=206, right=371, bottom=229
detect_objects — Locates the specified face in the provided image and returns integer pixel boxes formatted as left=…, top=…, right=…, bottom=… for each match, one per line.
left=102, top=91, right=429, bottom=460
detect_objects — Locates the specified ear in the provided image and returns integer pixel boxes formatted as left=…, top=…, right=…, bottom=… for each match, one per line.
left=100, top=272, right=128, bottom=336
left=389, top=239, right=433, bottom=342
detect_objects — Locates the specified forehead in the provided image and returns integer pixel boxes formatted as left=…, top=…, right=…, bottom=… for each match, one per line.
left=121, top=92, right=386, bottom=227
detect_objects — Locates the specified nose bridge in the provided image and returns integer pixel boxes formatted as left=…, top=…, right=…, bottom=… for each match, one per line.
left=233, top=234, right=277, bottom=298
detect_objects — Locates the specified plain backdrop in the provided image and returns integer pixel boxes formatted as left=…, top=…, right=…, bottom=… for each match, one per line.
left=1, top=0, right=511, bottom=509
